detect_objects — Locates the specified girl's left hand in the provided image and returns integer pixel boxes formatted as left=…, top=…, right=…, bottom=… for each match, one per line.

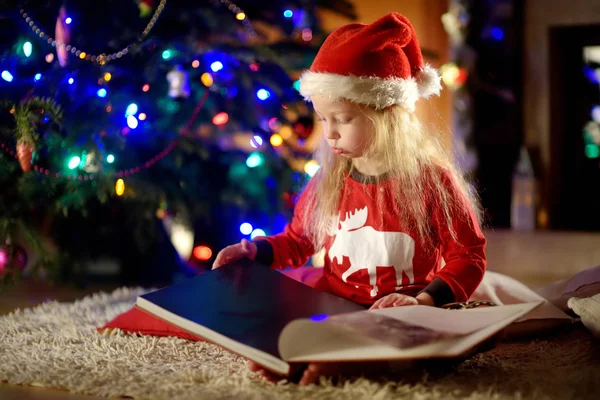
left=369, top=293, right=418, bottom=309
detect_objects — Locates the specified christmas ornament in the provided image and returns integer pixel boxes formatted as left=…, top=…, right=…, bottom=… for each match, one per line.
left=82, top=150, right=101, bottom=173
left=0, top=239, right=28, bottom=276
left=55, top=6, right=71, bottom=67
left=166, top=65, right=191, bottom=99
left=293, top=116, right=314, bottom=140
left=138, top=0, right=154, bottom=18
left=16, top=140, right=34, bottom=172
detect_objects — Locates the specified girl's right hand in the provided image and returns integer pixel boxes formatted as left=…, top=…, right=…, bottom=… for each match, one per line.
left=212, top=239, right=258, bottom=269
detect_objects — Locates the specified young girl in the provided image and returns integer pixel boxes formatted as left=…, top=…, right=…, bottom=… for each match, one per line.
left=213, top=12, right=487, bottom=384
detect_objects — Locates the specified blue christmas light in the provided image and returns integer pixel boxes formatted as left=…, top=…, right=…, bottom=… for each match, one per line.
left=125, top=103, right=138, bottom=116
left=246, top=152, right=263, bottom=168
left=106, top=154, right=115, bottom=163
left=250, top=229, right=266, bottom=239
left=283, top=10, right=293, bottom=18
left=65, top=17, right=72, bottom=24
left=23, top=42, right=32, bottom=57
left=240, top=222, right=253, bottom=235
left=210, top=61, right=224, bottom=72
left=584, top=66, right=599, bottom=84
left=127, top=115, right=139, bottom=129
left=256, top=88, right=271, bottom=100
left=34, top=73, right=42, bottom=82
left=68, top=77, right=74, bottom=84
left=491, top=27, right=504, bottom=40
left=2, top=71, right=14, bottom=82
left=310, top=314, right=329, bottom=322
left=97, top=88, right=107, bottom=98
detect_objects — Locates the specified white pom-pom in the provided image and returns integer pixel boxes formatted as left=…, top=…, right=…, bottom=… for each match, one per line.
left=417, top=64, right=442, bottom=98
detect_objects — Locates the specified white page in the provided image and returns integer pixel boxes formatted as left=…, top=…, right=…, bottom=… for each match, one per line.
left=279, top=301, right=543, bottom=362
left=366, top=302, right=543, bottom=335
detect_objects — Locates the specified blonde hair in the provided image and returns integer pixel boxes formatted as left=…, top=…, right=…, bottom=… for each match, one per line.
left=300, top=102, right=483, bottom=250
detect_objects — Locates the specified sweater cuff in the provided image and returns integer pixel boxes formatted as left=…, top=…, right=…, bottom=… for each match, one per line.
left=419, top=278, right=455, bottom=307
left=253, top=240, right=274, bottom=267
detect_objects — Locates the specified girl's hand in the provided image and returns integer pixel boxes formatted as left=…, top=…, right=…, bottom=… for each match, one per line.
left=369, top=293, right=419, bottom=309
left=212, top=239, right=258, bottom=269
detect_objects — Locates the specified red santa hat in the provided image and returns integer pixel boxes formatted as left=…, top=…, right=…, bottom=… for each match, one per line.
left=299, top=12, right=442, bottom=112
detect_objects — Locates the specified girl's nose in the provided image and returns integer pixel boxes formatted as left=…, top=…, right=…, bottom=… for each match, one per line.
left=323, top=125, right=340, bottom=140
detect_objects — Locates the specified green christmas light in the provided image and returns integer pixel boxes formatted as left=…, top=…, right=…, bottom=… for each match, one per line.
left=246, top=152, right=263, bottom=168
left=585, top=144, right=600, bottom=159
left=162, top=49, right=173, bottom=60
left=68, top=156, right=81, bottom=169
left=106, top=154, right=115, bottom=163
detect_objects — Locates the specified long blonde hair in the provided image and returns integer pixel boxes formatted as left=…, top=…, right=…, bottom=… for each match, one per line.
left=300, top=102, right=483, bottom=250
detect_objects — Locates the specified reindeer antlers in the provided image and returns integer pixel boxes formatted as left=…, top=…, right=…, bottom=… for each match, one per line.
left=339, top=207, right=368, bottom=231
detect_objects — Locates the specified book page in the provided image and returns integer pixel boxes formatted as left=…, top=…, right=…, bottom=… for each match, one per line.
left=279, top=301, right=543, bottom=362
left=367, top=302, right=544, bottom=335
left=326, top=311, right=458, bottom=350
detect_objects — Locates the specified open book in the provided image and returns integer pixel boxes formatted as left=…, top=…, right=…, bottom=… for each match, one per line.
left=136, top=259, right=543, bottom=376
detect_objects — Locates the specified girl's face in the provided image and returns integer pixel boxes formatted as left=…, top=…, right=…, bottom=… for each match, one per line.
left=311, top=96, right=375, bottom=158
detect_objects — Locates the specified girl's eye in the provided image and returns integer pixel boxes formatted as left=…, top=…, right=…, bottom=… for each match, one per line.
left=337, top=119, right=351, bottom=124
left=316, top=117, right=325, bottom=122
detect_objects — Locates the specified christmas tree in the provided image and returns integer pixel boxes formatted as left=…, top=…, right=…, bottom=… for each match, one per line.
left=0, top=0, right=356, bottom=286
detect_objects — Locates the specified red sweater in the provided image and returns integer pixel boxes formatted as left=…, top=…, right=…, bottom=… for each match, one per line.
left=258, top=170, right=486, bottom=307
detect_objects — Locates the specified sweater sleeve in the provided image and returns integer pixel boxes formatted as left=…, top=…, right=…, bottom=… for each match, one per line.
left=253, top=180, right=316, bottom=270
left=429, top=172, right=487, bottom=303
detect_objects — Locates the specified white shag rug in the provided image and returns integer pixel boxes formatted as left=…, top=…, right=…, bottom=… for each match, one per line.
left=1, top=287, right=599, bottom=400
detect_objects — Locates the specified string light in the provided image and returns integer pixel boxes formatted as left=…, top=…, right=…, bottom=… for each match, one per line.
left=270, top=134, right=283, bottom=147
left=193, top=245, right=212, bottom=261
left=115, top=179, right=125, bottom=196
left=217, top=0, right=257, bottom=38
left=200, top=72, right=213, bottom=87
left=18, top=0, right=167, bottom=65
left=212, top=112, right=229, bottom=126
left=23, top=41, right=32, bottom=57
left=239, top=223, right=253, bottom=235
left=2, top=71, right=14, bottom=82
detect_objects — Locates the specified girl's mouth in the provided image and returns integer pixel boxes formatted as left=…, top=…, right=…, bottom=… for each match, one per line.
left=332, top=147, right=344, bottom=154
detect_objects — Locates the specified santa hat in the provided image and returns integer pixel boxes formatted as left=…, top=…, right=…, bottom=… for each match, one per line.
left=299, top=13, right=442, bottom=112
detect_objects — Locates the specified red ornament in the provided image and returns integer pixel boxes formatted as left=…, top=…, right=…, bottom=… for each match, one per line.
left=293, top=116, right=314, bottom=140
left=16, top=141, right=34, bottom=172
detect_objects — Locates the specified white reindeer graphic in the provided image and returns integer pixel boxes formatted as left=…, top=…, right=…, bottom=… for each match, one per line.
left=328, top=207, right=415, bottom=297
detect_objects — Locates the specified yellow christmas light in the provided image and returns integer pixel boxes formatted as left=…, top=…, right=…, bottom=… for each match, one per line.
left=79, top=52, right=87, bottom=59
left=115, top=178, right=125, bottom=196
left=270, top=134, right=283, bottom=147
left=304, top=160, right=320, bottom=177
left=201, top=72, right=213, bottom=87
left=236, top=12, right=246, bottom=20
left=103, top=72, right=112, bottom=82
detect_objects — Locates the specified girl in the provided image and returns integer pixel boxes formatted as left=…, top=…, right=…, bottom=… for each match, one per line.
left=213, top=12, right=487, bottom=384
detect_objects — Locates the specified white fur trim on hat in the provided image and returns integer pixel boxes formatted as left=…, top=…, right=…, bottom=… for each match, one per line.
left=299, top=64, right=441, bottom=112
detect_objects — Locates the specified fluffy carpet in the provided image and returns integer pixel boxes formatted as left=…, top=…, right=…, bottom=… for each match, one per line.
left=1, top=288, right=599, bottom=400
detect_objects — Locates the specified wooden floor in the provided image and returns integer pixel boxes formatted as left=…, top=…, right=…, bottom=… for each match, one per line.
left=1, top=229, right=599, bottom=399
